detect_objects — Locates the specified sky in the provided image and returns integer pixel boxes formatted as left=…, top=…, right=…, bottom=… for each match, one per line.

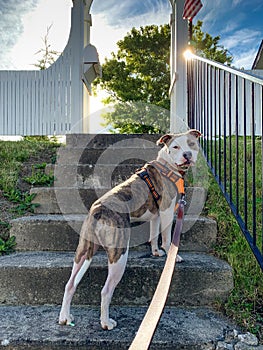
left=0, top=0, right=262, bottom=128
left=0, top=0, right=262, bottom=71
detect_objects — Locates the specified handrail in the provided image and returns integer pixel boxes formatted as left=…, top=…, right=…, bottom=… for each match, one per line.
left=188, top=52, right=263, bottom=86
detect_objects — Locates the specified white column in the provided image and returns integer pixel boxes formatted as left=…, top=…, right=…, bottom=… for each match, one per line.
left=169, top=0, right=188, bottom=132
left=82, top=5, right=92, bottom=133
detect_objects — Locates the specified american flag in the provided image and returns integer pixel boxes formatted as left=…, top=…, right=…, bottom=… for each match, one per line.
left=183, top=0, right=203, bottom=20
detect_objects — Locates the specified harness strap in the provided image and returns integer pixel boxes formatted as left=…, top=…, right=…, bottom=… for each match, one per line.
left=136, top=167, right=160, bottom=204
left=136, top=162, right=185, bottom=209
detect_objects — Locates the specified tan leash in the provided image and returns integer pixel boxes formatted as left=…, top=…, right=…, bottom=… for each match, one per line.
left=129, top=195, right=186, bottom=350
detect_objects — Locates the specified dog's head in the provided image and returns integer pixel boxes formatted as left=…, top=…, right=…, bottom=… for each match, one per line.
left=156, top=129, right=201, bottom=171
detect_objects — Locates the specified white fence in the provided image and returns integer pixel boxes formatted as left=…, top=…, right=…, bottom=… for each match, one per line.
left=0, top=0, right=100, bottom=136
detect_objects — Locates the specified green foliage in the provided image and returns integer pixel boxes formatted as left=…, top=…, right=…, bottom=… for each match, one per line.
left=95, top=22, right=233, bottom=133
left=24, top=163, right=54, bottom=187
left=191, top=20, right=233, bottom=65
left=0, top=140, right=58, bottom=194
left=95, top=24, right=171, bottom=133
left=0, top=236, right=16, bottom=255
left=97, top=24, right=170, bottom=108
left=3, top=190, right=39, bottom=215
left=0, top=139, right=58, bottom=219
left=23, top=136, right=50, bottom=142
left=101, top=101, right=170, bottom=134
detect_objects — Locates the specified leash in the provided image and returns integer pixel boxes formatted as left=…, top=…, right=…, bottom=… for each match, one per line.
left=129, top=193, right=186, bottom=350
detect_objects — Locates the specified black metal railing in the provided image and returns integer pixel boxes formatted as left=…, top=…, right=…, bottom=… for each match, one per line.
left=187, top=53, right=263, bottom=271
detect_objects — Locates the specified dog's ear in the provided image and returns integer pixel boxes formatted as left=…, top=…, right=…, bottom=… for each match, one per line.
left=156, top=134, right=173, bottom=146
left=188, top=129, right=202, bottom=138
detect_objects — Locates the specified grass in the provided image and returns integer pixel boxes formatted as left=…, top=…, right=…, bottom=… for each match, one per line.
left=200, top=135, right=263, bottom=342
left=0, top=137, right=60, bottom=254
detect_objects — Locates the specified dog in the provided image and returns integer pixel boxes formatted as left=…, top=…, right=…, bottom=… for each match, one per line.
left=59, top=129, right=201, bottom=330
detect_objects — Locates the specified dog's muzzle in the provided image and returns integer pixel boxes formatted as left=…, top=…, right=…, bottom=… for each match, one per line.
left=181, top=151, right=193, bottom=166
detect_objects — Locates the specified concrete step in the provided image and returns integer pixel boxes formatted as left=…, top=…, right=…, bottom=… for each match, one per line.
left=50, top=163, right=147, bottom=188
left=30, top=187, right=207, bottom=215
left=0, top=305, right=236, bottom=349
left=11, top=214, right=216, bottom=252
left=65, top=133, right=161, bottom=148
left=0, top=251, right=233, bottom=306
left=56, top=146, right=160, bottom=166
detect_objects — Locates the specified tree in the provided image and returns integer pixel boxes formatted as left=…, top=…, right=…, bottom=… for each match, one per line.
left=33, top=24, right=60, bottom=70
left=191, top=20, right=233, bottom=65
left=95, top=21, right=232, bottom=133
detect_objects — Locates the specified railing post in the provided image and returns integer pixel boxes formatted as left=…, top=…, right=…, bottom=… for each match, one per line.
left=169, top=0, right=188, bottom=132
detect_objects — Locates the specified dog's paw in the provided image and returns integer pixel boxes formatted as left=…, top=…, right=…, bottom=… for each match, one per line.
left=59, top=314, right=75, bottom=326
left=176, top=254, right=184, bottom=263
left=152, top=248, right=166, bottom=257
left=101, top=318, right=117, bottom=330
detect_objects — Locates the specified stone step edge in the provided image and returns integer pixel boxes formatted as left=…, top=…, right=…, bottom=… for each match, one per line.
left=65, top=133, right=161, bottom=148
left=0, top=305, right=238, bottom=350
left=30, top=186, right=207, bottom=217
left=11, top=214, right=217, bottom=253
left=0, top=251, right=233, bottom=307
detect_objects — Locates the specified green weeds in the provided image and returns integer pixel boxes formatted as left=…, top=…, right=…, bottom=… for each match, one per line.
left=0, top=235, right=16, bottom=255
left=0, top=138, right=59, bottom=252
left=24, top=163, right=54, bottom=187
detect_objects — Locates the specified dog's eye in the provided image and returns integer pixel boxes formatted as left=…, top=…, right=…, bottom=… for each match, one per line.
left=189, top=142, right=195, bottom=147
left=173, top=145, right=179, bottom=149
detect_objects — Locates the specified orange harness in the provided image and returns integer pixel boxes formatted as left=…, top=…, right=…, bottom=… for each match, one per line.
left=136, top=160, right=185, bottom=210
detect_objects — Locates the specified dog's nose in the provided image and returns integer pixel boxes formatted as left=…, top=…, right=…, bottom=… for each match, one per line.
left=183, top=151, right=192, bottom=160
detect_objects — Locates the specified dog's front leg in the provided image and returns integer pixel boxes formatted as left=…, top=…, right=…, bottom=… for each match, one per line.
left=150, top=216, right=165, bottom=257
left=160, top=209, right=183, bottom=263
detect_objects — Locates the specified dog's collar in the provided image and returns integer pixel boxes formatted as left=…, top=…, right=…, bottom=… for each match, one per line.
left=149, top=160, right=185, bottom=195
left=154, top=159, right=186, bottom=177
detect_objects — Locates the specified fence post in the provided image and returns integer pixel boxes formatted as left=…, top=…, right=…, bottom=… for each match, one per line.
left=169, top=0, right=188, bottom=132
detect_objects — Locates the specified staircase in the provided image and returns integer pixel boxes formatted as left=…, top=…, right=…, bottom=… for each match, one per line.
left=0, top=134, right=236, bottom=349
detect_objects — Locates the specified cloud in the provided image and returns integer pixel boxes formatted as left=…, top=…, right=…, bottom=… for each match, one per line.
left=222, top=28, right=261, bottom=51
left=220, top=28, right=261, bottom=68
left=0, top=0, right=40, bottom=69
left=91, top=0, right=170, bottom=27
left=91, top=0, right=171, bottom=61
left=232, top=48, right=258, bottom=69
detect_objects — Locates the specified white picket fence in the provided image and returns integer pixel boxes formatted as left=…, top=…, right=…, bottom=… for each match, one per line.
left=0, top=0, right=98, bottom=136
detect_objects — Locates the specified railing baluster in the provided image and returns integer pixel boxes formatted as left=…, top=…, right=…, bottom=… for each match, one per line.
left=235, top=75, right=239, bottom=216
left=223, top=71, right=227, bottom=194
left=210, top=66, right=213, bottom=169
left=229, top=73, right=232, bottom=202
left=205, top=63, right=209, bottom=158
left=243, top=79, right=248, bottom=230
left=219, top=70, right=222, bottom=182
left=214, top=67, right=217, bottom=175
left=262, top=85, right=263, bottom=255
left=251, top=83, right=256, bottom=246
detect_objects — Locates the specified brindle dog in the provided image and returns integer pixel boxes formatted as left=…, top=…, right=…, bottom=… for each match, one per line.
left=59, top=129, right=201, bottom=330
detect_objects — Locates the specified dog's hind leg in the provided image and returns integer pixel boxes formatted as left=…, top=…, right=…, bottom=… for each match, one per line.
left=100, top=248, right=128, bottom=330
left=59, top=239, right=98, bottom=326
